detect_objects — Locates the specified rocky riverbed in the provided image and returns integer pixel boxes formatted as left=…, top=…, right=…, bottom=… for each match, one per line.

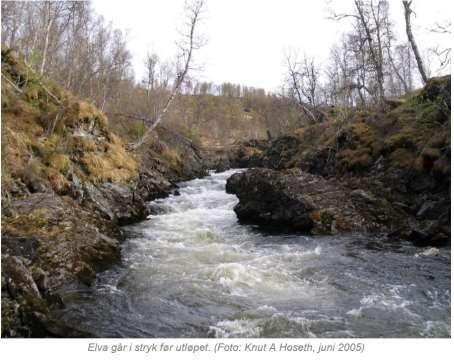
left=51, top=170, right=450, bottom=338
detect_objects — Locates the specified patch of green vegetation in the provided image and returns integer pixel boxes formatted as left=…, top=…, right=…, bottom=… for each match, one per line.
left=384, top=127, right=419, bottom=151
left=336, top=148, right=372, bottom=171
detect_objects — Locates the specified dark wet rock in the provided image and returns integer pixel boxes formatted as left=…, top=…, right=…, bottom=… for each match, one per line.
left=1, top=235, right=40, bottom=262
left=3, top=256, right=43, bottom=302
left=407, top=173, right=438, bottom=193
left=227, top=169, right=314, bottom=232
left=226, top=168, right=397, bottom=234
left=227, top=167, right=450, bottom=245
left=154, top=125, right=208, bottom=181
left=350, top=189, right=406, bottom=230
left=214, top=157, right=231, bottom=173
left=416, top=199, right=449, bottom=220
left=136, top=169, right=174, bottom=201
left=1, top=191, right=124, bottom=337
left=391, top=220, right=450, bottom=247
left=81, top=181, right=148, bottom=225
left=230, top=145, right=264, bottom=168
left=262, top=136, right=300, bottom=169
left=98, top=182, right=148, bottom=225
left=2, top=193, right=122, bottom=284
left=81, top=181, right=116, bottom=220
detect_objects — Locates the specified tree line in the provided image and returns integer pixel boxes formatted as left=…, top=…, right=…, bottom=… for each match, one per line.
left=1, top=1, right=132, bottom=112
left=2, top=0, right=450, bottom=144
left=284, top=0, right=451, bottom=116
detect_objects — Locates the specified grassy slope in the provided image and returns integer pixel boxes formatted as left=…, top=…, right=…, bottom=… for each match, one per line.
left=1, top=49, right=139, bottom=199
left=283, top=76, right=450, bottom=181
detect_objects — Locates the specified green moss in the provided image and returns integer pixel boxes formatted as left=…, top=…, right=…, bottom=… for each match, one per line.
left=417, top=103, right=445, bottom=125
left=384, top=128, right=419, bottom=151
left=388, top=148, right=416, bottom=169
left=417, top=75, right=451, bottom=104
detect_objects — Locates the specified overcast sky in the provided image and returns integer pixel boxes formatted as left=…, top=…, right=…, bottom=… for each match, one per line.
left=92, top=0, right=452, bottom=92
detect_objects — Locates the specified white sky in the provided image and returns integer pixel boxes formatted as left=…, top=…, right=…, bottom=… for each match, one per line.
left=92, top=0, right=452, bottom=92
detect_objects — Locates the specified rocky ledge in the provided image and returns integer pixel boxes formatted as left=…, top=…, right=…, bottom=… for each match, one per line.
left=1, top=171, right=176, bottom=337
left=226, top=168, right=449, bottom=246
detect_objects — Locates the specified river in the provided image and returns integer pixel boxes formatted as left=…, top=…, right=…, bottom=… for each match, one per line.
left=56, top=169, right=451, bottom=337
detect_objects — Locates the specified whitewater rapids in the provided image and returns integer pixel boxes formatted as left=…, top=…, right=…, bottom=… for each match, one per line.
left=55, top=169, right=450, bottom=337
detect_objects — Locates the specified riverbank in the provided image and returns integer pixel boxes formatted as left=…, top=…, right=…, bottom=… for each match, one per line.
left=225, top=76, right=450, bottom=246
left=1, top=50, right=208, bottom=337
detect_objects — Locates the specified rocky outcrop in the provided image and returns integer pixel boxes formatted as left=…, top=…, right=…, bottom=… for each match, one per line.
left=153, top=126, right=208, bottom=181
left=225, top=76, right=450, bottom=246
left=229, top=139, right=268, bottom=168
left=227, top=167, right=449, bottom=246
left=1, top=50, right=209, bottom=337
left=226, top=168, right=407, bottom=235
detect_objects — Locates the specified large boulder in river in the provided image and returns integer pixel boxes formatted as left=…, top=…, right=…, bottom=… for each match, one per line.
left=226, top=168, right=406, bottom=235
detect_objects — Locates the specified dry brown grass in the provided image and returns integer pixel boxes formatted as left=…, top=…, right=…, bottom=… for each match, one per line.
left=162, top=147, right=182, bottom=168
left=81, top=141, right=138, bottom=184
left=2, top=50, right=139, bottom=190
left=46, top=167, right=70, bottom=193
left=65, top=101, right=108, bottom=129
left=46, top=153, right=70, bottom=173
left=70, top=135, right=97, bottom=152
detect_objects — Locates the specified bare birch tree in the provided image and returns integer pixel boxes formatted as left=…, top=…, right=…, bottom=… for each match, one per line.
left=131, top=0, right=206, bottom=150
left=328, top=0, right=391, bottom=107
left=402, top=1, right=428, bottom=83
left=428, top=20, right=451, bottom=71
left=285, top=52, right=319, bottom=123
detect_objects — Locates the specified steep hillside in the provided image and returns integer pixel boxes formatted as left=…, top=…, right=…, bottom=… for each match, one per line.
left=1, top=49, right=206, bottom=337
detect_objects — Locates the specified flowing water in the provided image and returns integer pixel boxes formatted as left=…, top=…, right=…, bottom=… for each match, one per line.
left=56, top=169, right=451, bottom=337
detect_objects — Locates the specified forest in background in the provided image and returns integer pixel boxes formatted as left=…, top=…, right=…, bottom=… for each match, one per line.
left=1, top=0, right=450, bottom=147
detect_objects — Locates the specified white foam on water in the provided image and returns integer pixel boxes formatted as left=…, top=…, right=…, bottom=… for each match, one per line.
left=107, top=168, right=450, bottom=338
left=208, top=319, right=261, bottom=338
left=257, top=305, right=278, bottom=313
left=346, top=307, right=363, bottom=317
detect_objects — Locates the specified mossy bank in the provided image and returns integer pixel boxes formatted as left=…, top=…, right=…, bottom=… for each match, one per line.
left=226, top=76, right=450, bottom=246
left=1, top=49, right=207, bottom=337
